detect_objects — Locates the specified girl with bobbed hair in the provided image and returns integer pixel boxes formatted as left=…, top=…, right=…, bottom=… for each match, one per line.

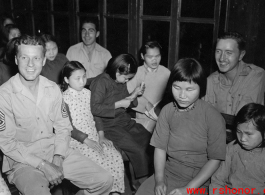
left=137, top=58, right=226, bottom=195
left=90, top=53, right=152, bottom=188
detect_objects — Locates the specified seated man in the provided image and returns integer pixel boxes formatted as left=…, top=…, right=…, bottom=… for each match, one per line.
left=204, top=31, right=265, bottom=115
left=66, top=17, right=111, bottom=78
left=0, top=34, right=113, bottom=195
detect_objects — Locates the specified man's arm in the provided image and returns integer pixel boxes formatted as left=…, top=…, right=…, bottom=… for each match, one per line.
left=66, top=47, right=73, bottom=61
left=52, top=87, right=71, bottom=157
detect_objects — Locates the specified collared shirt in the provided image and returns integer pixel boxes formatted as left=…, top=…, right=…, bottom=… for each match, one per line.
left=143, top=63, right=158, bottom=72
left=0, top=74, right=72, bottom=176
left=203, top=61, right=265, bottom=115
left=209, top=141, right=265, bottom=195
left=66, top=42, right=112, bottom=78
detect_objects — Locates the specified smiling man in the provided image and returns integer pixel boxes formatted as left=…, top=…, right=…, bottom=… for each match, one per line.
left=66, top=18, right=112, bottom=78
left=0, top=35, right=113, bottom=195
left=203, top=32, right=265, bottom=115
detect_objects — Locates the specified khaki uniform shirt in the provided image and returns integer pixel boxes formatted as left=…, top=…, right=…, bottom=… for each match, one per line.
left=0, top=74, right=71, bottom=177
left=204, top=61, right=265, bottom=115
left=66, top=42, right=112, bottom=78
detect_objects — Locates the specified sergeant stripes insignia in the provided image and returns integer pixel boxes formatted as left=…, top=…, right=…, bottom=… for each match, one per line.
left=0, top=110, right=5, bottom=131
left=61, top=100, right=68, bottom=118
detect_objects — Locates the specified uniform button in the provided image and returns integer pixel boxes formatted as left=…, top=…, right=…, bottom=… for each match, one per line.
left=41, top=131, right=43, bottom=133
left=37, top=117, right=40, bottom=120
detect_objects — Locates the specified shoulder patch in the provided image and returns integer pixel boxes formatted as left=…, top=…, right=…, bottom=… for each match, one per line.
left=0, top=110, right=5, bottom=131
left=61, top=100, right=68, bottom=118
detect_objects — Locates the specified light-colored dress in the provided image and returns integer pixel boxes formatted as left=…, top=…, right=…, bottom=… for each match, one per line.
left=0, top=177, right=11, bottom=195
left=63, top=88, right=124, bottom=193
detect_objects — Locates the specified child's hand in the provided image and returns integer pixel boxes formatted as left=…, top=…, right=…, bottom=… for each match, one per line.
left=131, top=83, right=145, bottom=98
left=84, top=138, right=103, bottom=153
left=99, top=136, right=113, bottom=148
left=155, top=181, right=167, bottom=195
left=136, top=82, right=145, bottom=95
left=139, top=82, right=145, bottom=94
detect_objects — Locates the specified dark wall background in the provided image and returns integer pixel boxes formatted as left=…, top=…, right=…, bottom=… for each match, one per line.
left=227, top=0, right=265, bottom=69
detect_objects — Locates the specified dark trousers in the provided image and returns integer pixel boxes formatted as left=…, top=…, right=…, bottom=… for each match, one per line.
left=104, top=120, right=152, bottom=178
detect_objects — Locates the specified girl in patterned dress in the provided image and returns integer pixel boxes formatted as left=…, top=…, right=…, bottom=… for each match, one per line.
left=61, top=61, right=124, bottom=195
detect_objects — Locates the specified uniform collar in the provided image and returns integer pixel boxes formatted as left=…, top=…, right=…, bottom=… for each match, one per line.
left=12, top=74, right=53, bottom=94
left=80, top=42, right=103, bottom=53
left=238, top=61, right=252, bottom=76
left=218, top=61, right=251, bottom=84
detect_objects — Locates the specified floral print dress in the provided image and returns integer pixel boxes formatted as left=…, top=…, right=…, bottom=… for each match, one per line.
left=63, top=88, right=124, bottom=193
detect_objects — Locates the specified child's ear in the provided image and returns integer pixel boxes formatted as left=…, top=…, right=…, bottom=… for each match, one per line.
left=64, top=77, right=69, bottom=84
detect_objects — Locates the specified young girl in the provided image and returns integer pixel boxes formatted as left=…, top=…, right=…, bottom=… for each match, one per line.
left=127, top=41, right=170, bottom=133
left=41, top=34, right=68, bottom=84
left=90, top=54, right=152, bottom=187
left=209, top=103, right=265, bottom=195
left=61, top=61, right=124, bottom=195
left=136, top=58, right=226, bottom=195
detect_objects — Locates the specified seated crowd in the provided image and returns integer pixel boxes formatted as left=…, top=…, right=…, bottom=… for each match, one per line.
left=0, top=15, right=265, bottom=195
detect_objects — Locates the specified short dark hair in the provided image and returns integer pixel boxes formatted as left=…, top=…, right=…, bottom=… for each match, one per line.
left=235, top=103, right=265, bottom=148
left=60, top=61, right=86, bottom=91
left=168, top=58, right=206, bottom=98
left=14, top=34, right=46, bottom=55
left=140, top=40, right=162, bottom=56
left=105, top=53, right=138, bottom=80
left=40, top=34, right=57, bottom=45
left=217, top=31, right=246, bottom=51
left=80, top=17, right=98, bottom=31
